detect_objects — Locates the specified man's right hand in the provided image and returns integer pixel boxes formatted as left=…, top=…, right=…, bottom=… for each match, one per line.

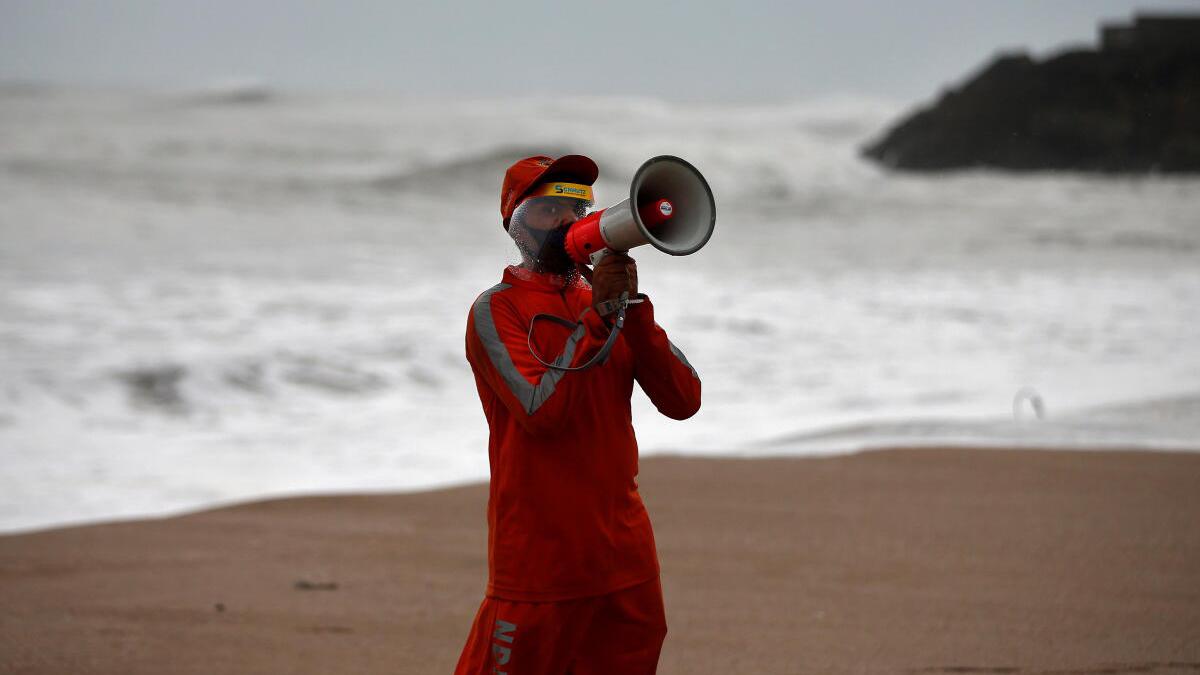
left=590, top=252, right=638, bottom=317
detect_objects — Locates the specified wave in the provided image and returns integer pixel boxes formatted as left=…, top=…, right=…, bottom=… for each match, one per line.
left=116, top=364, right=190, bottom=414
left=366, top=145, right=571, bottom=194
left=103, top=351, right=406, bottom=416
left=1032, top=230, right=1199, bottom=254
left=1070, top=391, right=1200, bottom=424
left=752, top=391, right=1200, bottom=456
left=0, top=80, right=63, bottom=99
left=3, top=144, right=578, bottom=205
left=1, top=87, right=909, bottom=207
left=176, top=79, right=276, bottom=106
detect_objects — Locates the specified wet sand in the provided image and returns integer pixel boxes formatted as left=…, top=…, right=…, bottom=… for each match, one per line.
left=2, top=447, right=1199, bottom=674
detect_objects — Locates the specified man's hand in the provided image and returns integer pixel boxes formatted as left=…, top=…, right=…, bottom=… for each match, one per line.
left=590, top=252, right=638, bottom=317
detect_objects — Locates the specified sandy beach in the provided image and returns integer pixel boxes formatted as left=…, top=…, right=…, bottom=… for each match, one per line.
left=2, top=447, right=1198, bottom=674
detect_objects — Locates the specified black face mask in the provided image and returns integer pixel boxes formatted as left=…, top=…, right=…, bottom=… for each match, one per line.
left=527, top=223, right=575, bottom=275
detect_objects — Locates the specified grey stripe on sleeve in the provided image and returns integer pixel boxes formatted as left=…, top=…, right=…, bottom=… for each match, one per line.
left=667, top=340, right=700, bottom=380
left=473, top=283, right=587, bottom=415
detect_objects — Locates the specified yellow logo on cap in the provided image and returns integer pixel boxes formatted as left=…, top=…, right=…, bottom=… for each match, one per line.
left=532, top=182, right=593, bottom=201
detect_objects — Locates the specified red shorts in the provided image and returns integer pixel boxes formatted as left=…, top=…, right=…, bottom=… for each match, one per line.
left=453, top=576, right=667, bottom=675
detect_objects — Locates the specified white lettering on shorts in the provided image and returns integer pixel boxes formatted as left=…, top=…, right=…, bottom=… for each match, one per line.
left=492, top=619, right=517, bottom=674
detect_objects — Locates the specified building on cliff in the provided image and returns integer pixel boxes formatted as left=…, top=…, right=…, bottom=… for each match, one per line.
left=1101, top=15, right=1200, bottom=52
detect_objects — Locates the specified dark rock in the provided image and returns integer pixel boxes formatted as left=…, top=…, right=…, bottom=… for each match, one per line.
left=862, top=14, right=1200, bottom=173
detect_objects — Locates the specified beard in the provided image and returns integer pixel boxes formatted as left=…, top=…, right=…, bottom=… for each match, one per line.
left=524, top=223, right=575, bottom=276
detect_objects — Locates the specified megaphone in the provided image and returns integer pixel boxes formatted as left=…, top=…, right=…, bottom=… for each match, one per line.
left=565, top=155, right=715, bottom=265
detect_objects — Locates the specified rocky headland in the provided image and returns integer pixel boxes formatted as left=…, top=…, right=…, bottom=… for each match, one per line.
left=863, top=15, right=1200, bottom=173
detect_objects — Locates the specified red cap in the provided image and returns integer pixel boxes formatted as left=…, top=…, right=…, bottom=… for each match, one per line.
left=500, top=154, right=599, bottom=228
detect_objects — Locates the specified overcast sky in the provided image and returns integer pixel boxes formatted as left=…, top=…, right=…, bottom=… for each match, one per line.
left=2, top=1, right=1197, bottom=104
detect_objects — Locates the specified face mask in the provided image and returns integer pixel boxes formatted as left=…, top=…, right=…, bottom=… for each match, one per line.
left=526, top=223, right=575, bottom=275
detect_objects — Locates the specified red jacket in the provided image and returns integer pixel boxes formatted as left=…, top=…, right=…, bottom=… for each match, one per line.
left=465, top=266, right=701, bottom=601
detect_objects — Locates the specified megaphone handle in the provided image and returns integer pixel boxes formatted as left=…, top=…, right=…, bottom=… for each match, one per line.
left=527, top=306, right=625, bottom=372
left=588, top=247, right=636, bottom=266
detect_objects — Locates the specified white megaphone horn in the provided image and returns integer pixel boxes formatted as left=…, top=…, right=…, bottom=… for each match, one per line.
left=565, top=155, right=715, bottom=265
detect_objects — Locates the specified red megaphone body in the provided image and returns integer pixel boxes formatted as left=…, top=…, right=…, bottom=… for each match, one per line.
left=563, top=156, right=715, bottom=265
left=565, top=199, right=675, bottom=263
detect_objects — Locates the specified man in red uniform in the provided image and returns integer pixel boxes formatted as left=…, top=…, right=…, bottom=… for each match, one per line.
left=454, top=154, right=701, bottom=674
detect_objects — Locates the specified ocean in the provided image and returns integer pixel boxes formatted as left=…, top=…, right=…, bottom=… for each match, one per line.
left=2, top=84, right=1198, bottom=533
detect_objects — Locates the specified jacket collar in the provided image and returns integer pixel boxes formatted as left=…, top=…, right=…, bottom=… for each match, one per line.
left=502, top=265, right=590, bottom=292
